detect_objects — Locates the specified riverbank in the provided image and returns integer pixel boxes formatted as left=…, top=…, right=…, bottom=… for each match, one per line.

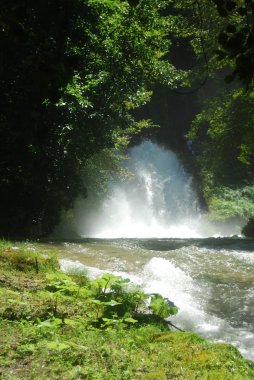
left=0, top=240, right=253, bottom=379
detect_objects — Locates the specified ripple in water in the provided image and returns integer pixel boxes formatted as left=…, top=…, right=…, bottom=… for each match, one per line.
left=59, top=247, right=254, bottom=361
left=142, top=257, right=254, bottom=361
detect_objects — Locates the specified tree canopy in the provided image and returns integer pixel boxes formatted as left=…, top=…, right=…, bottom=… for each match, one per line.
left=1, top=0, right=254, bottom=237
left=0, top=0, right=174, bottom=237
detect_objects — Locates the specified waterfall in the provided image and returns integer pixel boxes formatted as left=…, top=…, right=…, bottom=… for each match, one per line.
left=78, top=141, right=203, bottom=238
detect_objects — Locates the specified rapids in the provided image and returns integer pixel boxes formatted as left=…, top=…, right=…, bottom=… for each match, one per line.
left=39, top=237, right=254, bottom=361
left=49, top=141, right=253, bottom=360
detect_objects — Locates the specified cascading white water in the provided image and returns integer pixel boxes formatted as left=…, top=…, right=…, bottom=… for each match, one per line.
left=78, top=140, right=203, bottom=238
left=51, top=140, right=253, bottom=360
left=58, top=239, right=254, bottom=361
left=142, top=256, right=254, bottom=361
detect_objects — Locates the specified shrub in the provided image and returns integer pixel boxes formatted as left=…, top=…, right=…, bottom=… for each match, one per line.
left=242, top=217, right=254, bottom=237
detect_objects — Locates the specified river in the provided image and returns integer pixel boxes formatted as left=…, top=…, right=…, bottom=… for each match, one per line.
left=41, top=141, right=254, bottom=360
left=37, top=236, right=254, bottom=361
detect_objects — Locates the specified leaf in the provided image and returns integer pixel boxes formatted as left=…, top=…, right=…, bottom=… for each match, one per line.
left=149, top=294, right=178, bottom=318
left=67, top=342, right=88, bottom=351
left=92, top=299, right=121, bottom=306
left=91, top=273, right=120, bottom=293
left=124, top=317, right=138, bottom=324
left=64, top=318, right=79, bottom=326
left=38, top=318, right=62, bottom=328
left=46, top=341, right=70, bottom=352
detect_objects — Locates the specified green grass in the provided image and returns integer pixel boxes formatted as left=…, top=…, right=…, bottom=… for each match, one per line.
left=0, top=241, right=254, bottom=379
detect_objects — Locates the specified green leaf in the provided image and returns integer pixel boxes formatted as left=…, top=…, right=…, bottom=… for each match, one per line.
left=149, top=294, right=178, bottom=318
left=38, top=318, right=62, bottom=328
left=64, top=318, right=79, bottom=326
left=46, top=341, right=70, bottom=352
left=124, top=317, right=138, bottom=324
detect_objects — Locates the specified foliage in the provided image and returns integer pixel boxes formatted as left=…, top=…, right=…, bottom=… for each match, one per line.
left=0, top=0, right=86, bottom=237
left=2, top=320, right=254, bottom=380
left=186, top=83, right=254, bottom=221
left=188, top=87, right=254, bottom=172
left=0, top=244, right=58, bottom=273
left=149, top=293, right=178, bottom=318
left=1, top=241, right=254, bottom=379
left=81, top=148, right=132, bottom=201
left=205, top=184, right=254, bottom=222
left=0, top=0, right=175, bottom=238
left=242, top=217, right=254, bottom=237
left=212, top=0, right=254, bottom=85
left=172, top=0, right=254, bottom=86
left=2, top=0, right=254, bottom=235
left=0, top=243, right=177, bottom=327
left=169, top=0, right=231, bottom=88
left=164, top=1, right=254, bottom=226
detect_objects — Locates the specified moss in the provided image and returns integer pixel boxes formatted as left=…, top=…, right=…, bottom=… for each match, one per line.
left=0, top=240, right=253, bottom=380
left=0, top=243, right=59, bottom=273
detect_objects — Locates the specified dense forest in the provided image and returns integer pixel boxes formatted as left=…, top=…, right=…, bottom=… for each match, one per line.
left=1, top=2, right=254, bottom=378
left=1, top=0, right=254, bottom=237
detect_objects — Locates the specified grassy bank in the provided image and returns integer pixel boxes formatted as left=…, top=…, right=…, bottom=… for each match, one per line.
left=0, top=240, right=253, bottom=380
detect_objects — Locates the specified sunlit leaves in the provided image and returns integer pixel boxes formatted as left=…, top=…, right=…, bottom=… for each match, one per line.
left=212, top=0, right=254, bottom=84
left=187, top=81, right=254, bottom=222
left=189, top=85, right=254, bottom=168
left=149, top=293, right=178, bottom=318
left=0, top=0, right=175, bottom=237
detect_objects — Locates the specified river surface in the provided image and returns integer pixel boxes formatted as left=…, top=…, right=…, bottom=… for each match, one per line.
left=37, top=237, right=254, bottom=361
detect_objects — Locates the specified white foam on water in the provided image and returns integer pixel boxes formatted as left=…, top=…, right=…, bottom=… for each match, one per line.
left=60, top=259, right=104, bottom=278
left=222, top=250, right=254, bottom=265
left=94, top=224, right=201, bottom=239
left=78, top=141, right=203, bottom=238
left=60, top=258, right=141, bottom=285
left=141, top=257, right=254, bottom=361
left=60, top=255, right=254, bottom=360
